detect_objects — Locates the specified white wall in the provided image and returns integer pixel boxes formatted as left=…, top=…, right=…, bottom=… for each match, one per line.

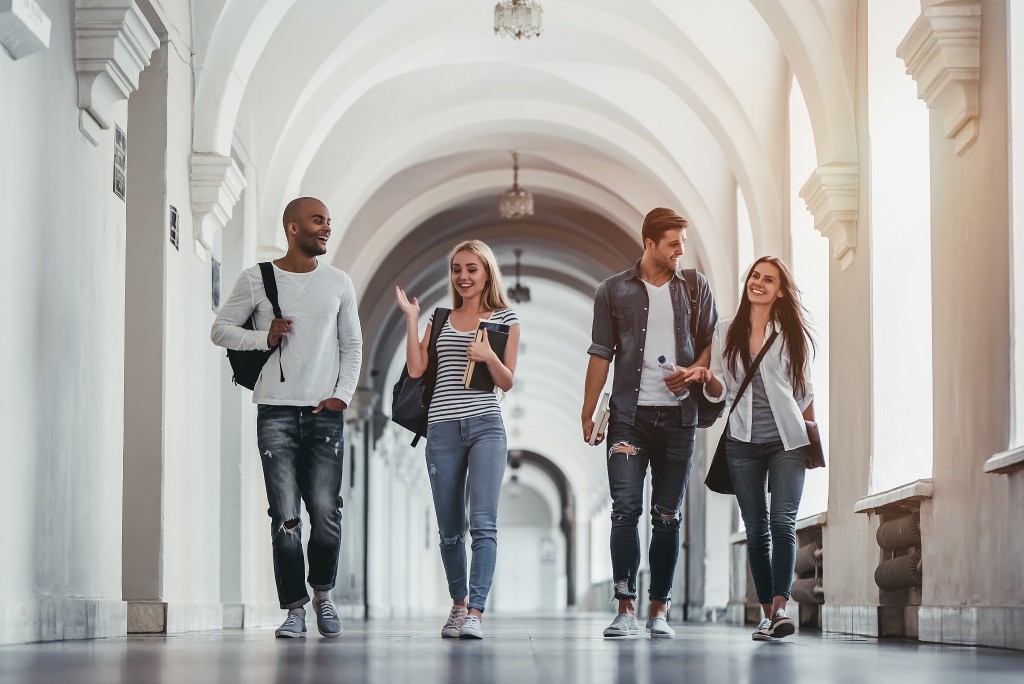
left=0, top=1, right=129, bottom=643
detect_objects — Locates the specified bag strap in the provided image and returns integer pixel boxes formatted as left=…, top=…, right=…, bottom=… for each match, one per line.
left=726, top=330, right=779, bottom=418
left=409, top=307, right=452, bottom=447
left=258, top=262, right=285, bottom=382
left=683, top=268, right=700, bottom=345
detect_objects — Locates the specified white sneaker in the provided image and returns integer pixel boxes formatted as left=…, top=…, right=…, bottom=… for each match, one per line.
left=441, top=605, right=467, bottom=639
left=752, top=618, right=773, bottom=641
left=769, top=609, right=795, bottom=639
left=648, top=616, right=675, bottom=639
left=603, top=613, right=640, bottom=637
left=459, top=614, right=484, bottom=639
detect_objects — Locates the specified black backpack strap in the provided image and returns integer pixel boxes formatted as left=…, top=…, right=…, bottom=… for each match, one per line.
left=683, top=268, right=700, bottom=345
left=410, top=307, right=452, bottom=446
left=258, top=262, right=285, bottom=383
left=727, top=330, right=779, bottom=418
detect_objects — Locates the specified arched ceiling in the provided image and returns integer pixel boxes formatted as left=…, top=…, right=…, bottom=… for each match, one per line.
left=195, top=0, right=856, bottom=499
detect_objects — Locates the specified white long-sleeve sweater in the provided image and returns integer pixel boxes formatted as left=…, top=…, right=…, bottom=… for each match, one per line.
left=210, top=261, right=362, bottom=406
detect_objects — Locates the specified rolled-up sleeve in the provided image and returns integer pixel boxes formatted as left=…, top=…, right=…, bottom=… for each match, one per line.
left=210, top=271, right=271, bottom=351
left=586, top=281, right=616, bottom=361
left=332, top=274, right=363, bottom=405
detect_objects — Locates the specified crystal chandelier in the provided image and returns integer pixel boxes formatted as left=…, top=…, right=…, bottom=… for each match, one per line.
left=498, top=152, right=533, bottom=219
left=507, top=249, right=531, bottom=304
left=494, top=0, right=543, bottom=40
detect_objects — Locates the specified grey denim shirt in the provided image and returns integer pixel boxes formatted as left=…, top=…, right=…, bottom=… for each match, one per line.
left=587, top=261, right=718, bottom=426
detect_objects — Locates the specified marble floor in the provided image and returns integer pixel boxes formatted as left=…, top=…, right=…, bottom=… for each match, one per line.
left=1, top=615, right=1021, bottom=684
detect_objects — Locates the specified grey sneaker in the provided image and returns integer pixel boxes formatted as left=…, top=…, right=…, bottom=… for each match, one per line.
left=648, top=615, right=675, bottom=639
left=459, top=614, right=484, bottom=639
left=603, top=613, right=640, bottom=637
left=752, top=618, right=773, bottom=641
left=275, top=611, right=306, bottom=638
left=441, top=605, right=467, bottom=638
left=314, top=599, right=343, bottom=638
left=769, top=609, right=795, bottom=639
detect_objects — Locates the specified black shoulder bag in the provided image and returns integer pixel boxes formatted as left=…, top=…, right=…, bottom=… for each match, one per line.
left=226, top=262, right=285, bottom=390
left=683, top=268, right=725, bottom=428
left=391, top=308, right=452, bottom=446
left=704, top=330, right=779, bottom=494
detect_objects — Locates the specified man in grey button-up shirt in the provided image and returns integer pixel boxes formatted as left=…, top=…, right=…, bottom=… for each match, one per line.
left=581, top=208, right=717, bottom=639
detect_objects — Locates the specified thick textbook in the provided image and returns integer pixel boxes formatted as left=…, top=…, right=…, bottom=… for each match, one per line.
left=462, top=320, right=510, bottom=391
left=589, top=391, right=611, bottom=445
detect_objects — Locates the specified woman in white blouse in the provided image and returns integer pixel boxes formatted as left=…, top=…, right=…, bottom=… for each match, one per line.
left=685, top=256, right=815, bottom=641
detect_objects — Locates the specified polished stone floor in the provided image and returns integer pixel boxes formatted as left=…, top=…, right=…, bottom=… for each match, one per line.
left=2, top=615, right=1022, bottom=684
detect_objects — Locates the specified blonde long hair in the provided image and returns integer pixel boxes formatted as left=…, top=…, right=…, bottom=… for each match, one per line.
left=447, top=240, right=511, bottom=311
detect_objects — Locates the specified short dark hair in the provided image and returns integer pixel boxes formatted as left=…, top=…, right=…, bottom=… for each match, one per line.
left=641, top=208, right=688, bottom=245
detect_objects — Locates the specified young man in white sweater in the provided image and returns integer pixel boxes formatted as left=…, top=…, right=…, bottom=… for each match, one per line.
left=211, top=197, right=362, bottom=638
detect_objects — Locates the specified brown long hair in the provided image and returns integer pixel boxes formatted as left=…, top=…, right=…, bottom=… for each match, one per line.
left=724, top=256, right=815, bottom=395
left=447, top=240, right=511, bottom=311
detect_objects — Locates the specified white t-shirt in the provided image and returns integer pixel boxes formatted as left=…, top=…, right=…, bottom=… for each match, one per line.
left=637, top=280, right=680, bottom=406
left=211, top=261, right=363, bottom=406
left=427, top=308, right=519, bottom=424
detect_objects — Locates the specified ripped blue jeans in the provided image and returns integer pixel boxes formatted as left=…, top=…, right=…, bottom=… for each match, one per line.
left=256, top=405, right=345, bottom=609
left=606, top=406, right=695, bottom=602
left=424, top=413, right=507, bottom=613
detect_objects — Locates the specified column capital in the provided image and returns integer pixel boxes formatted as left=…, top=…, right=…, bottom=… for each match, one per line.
left=799, top=163, right=859, bottom=271
left=190, top=153, right=245, bottom=260
left=75, top=1, right=158, bottom=142
left=897, top=0, right=981, bottom=155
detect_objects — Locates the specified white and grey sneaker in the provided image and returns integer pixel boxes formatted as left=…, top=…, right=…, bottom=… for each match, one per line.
left=769, top=609, right=795, bottom=639
left=441, top=605, right=468, bottom=638
left=314, top=599, right=343, bottom=638
left=648, top=616, right=675, bottom=639
left=459, top=614, right=484, bottom=639
left=275, top=610, right=307, bottom=638
left=752, top=618, right=773, bottom=641
left=603, top=613, right=640, bottom=637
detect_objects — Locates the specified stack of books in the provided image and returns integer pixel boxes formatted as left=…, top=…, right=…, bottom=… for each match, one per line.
left=462, top=319, right=511, bottom=391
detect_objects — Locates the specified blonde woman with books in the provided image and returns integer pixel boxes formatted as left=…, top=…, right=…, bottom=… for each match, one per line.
left=394, top=240, right=520, bottom=640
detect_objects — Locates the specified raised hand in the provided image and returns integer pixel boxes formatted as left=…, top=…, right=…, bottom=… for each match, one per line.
left=395, top=285, right=420, bottom=318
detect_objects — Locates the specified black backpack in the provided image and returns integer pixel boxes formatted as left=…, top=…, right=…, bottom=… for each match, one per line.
left=391, top=308, right=451, bottom=446
left=226, top=262, right=285, bottom=389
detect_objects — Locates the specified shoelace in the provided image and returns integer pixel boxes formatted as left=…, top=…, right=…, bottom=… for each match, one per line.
left=757, top=618, right=772, bottom=631
left=283, top=615, right=302, bottom=627
left=317, top=601, right=337, bottom=620
left=463, top=616, right=481, bottom=628
left=444, top=608, right=466, bottom=628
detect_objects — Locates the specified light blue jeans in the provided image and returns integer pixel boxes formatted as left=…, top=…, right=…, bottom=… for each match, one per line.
left=424, top=413, right=507, bottom=613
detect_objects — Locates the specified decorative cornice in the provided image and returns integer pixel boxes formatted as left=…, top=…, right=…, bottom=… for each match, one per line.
left=0, top=0, right=52, bottom=60
left=897, top=0, right=981, bottom=155
left=75, top=1, right=158, bottom=136
left=853, top=478, right=934, bottom=515
left=190, top=153, right=245, bottom=260
left=799, top=164, right=858, bottom=270
left=983, top=444, right=1024, bottom=475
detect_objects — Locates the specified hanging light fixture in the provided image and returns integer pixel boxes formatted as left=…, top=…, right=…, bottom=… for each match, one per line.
left=494, top=0, right=543, bottom=40
left=498, top=152, right=533, bottom=220
left=507, top=249, right=531, bottom=304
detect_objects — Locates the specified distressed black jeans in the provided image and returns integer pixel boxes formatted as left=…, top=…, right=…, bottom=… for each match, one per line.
left=256, top=405, right=345, bottom=609
left=606, top=405, right=695, bottom=602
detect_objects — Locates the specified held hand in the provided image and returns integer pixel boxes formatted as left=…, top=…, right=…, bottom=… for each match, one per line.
left=312, top=398, right=347, bottom=413
left=467, top=335, right=497, bottom=363
left=394, top=285, right=420, bottom=318
left=582, top=417, right=605, bottom=445
left=662, top=366, right=692, bottom=394
left=683, top=366, right=713, bottom=385
left=267, top=318, right=292, bottom=347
